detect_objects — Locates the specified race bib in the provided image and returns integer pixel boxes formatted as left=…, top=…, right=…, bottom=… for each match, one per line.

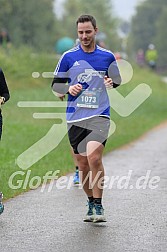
left=77, top=90, right=99, bottom=108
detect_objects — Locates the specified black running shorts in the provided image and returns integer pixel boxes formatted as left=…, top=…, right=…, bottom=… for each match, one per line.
left=67, top=116, right=110, bottom=154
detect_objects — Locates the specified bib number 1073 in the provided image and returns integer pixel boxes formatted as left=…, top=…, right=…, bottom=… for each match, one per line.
left=77, top=90, right=99, bottom=108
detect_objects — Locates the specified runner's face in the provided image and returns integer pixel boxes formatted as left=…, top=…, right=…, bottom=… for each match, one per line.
left=77, top=21, right=97, bottom=48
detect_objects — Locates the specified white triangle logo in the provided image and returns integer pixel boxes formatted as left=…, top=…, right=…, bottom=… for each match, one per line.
left=73, top=61, right=80, bottom=66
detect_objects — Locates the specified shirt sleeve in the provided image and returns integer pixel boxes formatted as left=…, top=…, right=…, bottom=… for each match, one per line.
left=108, top=55, right=122, bottom=88
left=0, top=68, right=10, bottom=102
left=54, top=53, right=69, bottom=78
left=52, top=54, right=70, bottom=94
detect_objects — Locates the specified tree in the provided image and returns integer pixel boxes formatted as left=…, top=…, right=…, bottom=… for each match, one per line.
left=0, top=0, right=57, bottom=51
left=128, top=0, right=167, bottom=66
left=155, top=6, right=167, bottom=67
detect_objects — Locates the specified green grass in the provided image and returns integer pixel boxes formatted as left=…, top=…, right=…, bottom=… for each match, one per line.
left=0, top=47, right=167, bottom=200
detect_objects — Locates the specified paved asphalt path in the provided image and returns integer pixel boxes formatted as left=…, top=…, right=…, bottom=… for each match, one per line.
left=0, top=122, right=167, bottom=252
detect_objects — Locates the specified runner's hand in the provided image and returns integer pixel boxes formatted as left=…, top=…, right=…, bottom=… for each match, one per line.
left=104, top=76, right=113, bottom=89
left=68, top=84, right=82, bottom=96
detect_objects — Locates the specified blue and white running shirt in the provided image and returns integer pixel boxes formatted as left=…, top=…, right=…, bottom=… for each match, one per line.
left=54, top=45, right=119, bottom=123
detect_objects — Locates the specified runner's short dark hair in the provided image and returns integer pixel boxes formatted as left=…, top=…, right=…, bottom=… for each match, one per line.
left=76, top=15, right=96, bottom=29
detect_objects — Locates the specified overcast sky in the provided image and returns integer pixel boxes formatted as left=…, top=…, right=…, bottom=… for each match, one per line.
left=112, top=0, right=141, bottom=20
left=54, top=0, right=142, bottom=21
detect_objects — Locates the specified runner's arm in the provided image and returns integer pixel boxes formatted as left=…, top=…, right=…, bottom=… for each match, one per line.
left=51, top=76, right=70, bottom=94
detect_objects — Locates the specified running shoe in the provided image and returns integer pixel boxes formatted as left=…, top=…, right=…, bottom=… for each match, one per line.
left=73, top=170, right=79, bottom=185
left=83, top=201, right=94, bottom=222
left=0, top=192, right=4, bottom=215
left=93, top=204, right=106, bottom=223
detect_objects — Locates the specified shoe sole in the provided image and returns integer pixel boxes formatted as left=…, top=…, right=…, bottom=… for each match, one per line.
left=83, top=219, right=93, bottom=222
left=93, top=216, right=106, bottom=223
left=93, top=219, right=107, bottom=223
left=83, top=216, right=107, bottom=223
left=83, top=216, right=94, bottom=222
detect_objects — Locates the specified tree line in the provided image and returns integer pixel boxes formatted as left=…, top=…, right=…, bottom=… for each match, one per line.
left=0, top=0, right=121, bottom=52
left=0, top=0, right=56, bottom=51
left=129, top=0, right=167, bottom=67
left=1, top=0, right=166, bottom=68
